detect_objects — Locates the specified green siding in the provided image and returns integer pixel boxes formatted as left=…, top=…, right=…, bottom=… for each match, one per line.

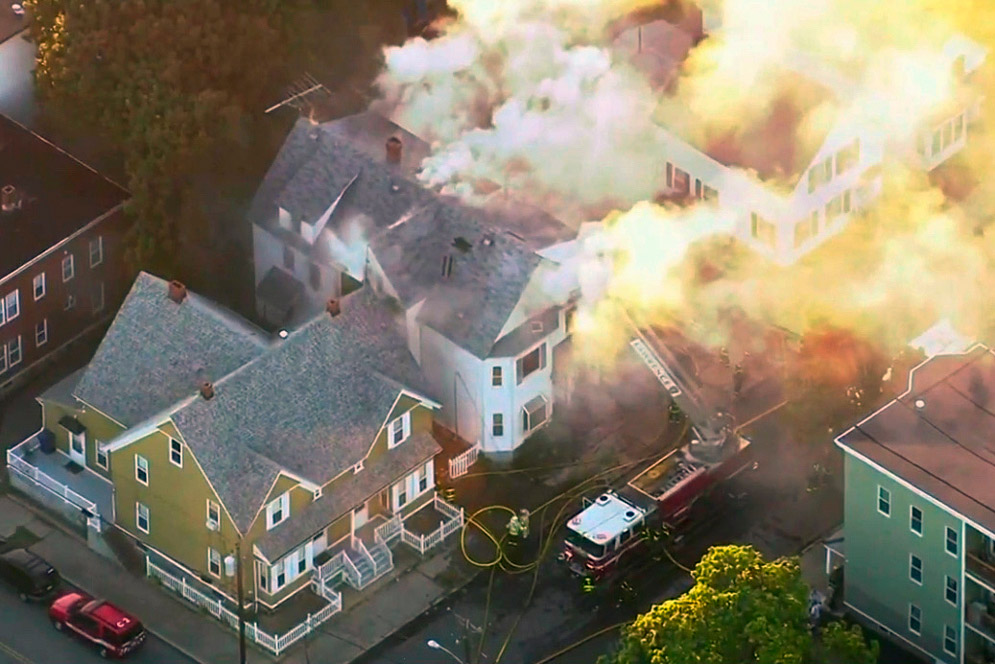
left=40, top=399, right=125, bottom=482
left=843, top=452, right=962, bottom=663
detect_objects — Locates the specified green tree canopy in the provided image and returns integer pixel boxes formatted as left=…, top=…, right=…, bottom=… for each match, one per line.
left=602, top=545, right=879, bottom=664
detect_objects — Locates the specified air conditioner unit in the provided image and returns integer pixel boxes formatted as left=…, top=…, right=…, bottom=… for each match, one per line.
left=206, top=518, right=219, bottom=532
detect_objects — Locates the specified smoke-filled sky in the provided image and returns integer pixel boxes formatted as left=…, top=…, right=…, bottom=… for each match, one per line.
left=372, top=0, right=995, bottom=365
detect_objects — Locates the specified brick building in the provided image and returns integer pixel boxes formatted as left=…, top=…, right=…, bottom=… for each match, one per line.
left=0, top=114, right=131, bottom=396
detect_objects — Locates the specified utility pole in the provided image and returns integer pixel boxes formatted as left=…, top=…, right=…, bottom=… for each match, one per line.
left=237, top=540, right=247, bottom=664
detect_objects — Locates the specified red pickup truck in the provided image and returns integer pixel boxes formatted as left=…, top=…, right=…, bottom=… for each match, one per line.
left=49, top=591, right=147, bottom=658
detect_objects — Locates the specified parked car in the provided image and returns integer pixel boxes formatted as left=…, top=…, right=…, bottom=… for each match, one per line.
left=0, top=548, right=59, bottom=601
left=49, top=591, right=147, bottom=659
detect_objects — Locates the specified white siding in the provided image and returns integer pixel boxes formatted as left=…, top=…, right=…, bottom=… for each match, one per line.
left=418, top=326, right=485, bottom=447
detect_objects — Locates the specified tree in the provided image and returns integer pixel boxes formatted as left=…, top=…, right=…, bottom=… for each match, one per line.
left=601, top=545, right=878, bottom=664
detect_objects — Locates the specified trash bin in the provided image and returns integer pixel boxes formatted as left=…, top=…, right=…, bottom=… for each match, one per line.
left=38, top=429, right=56, bottom=454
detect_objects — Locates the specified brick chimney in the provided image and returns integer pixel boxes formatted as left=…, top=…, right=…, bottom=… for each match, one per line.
left=168, top=280, right=187, bottom=304
left=386, top=137, right=403, bottom=164
left=326, top=299, right=341, bottom=317
left=200, top=381, right=215, bottom=400
left=1, top=185, right=18, bottom=213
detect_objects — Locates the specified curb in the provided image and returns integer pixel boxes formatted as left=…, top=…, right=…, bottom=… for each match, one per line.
left=5, top=492, right=214, bottom=664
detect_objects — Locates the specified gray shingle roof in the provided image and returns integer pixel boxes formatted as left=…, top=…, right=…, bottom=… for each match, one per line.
left=370, top=200, right=550, bottom=358
left=39, top=367, right=87, bottom=408
left=73, top=273, right=271, bottom=427
left=170, top=290, right=434, bottom=532
left=255, top=431, right=440, bottom=560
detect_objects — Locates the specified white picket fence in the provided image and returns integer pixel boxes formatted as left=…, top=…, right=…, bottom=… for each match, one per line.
left=448, top=442, right=481, bottom=479
left=147, top=558, right=341, bottom=657
left=6, top=447, right=99, bottom=515
left=400, top=496, right=465, bottom=555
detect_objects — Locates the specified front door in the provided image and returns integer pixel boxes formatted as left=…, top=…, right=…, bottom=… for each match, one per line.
left=353, top=503, right=369, bottom=530
left=68, top=432, right=86, bottom=466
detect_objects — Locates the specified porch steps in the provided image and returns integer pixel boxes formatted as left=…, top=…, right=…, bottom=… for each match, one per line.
left=368, top=539, right=393, bottom=579
left=349, top=543, right=376, bottom=590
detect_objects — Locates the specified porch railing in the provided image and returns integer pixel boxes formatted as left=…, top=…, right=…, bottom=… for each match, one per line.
left=147, top=558, right=341, bottom=657
left=375, top=515, right=402, bottom=544
left=400, top=496, right=465, bottom=555
left=448, top=442, right=481, bottom=479
left=6, top=447, right=99, bottom=516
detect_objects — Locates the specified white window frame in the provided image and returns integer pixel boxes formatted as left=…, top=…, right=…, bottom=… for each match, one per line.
left=908, top=604, right=921, bottom=635
left=169, top=438, right=183, bottom=467
left=910, top=505, right=922, bottom=536
left=492, top=413, right=504, bottom=437
left=135, top=455, right=149, bottom=486
left=945, top=526, right=958, bottom=557
left=522, top=396, right=549, bottom=433
left=35, top=319, right=48, bottom=348
left=388, top=411, right=411, bottom=449
left=207, top=548, right=221, bottom=578
left=61, top=254, right=74, bottom=282
left=95, top=443, right=109, bottom=470
left=353, top=460, right=364, bottom=474
left=516, top=342, right=547, bottom=384
left=909, top=554, right=923, bottom=585
left=89, top=236, right=104, bottom=267
left=207, top=499, right=221, bottom=529
left=943, top=625, right=957, bottom=656
left=0, top=344, right=5, bottom=374
left=945, top=576, right=958, bottom=606
left=877, top=485, right=891, bottom=517
left=491, top=365, right=503, bottom=387
left=273, top=562, right=286, bottom=591
left=1, top=290, right=19, bottom=324
left=6, top=336, right=21, bottom=368
left=32, top=273, right=45, bottom=301
left=136, top=502, right=150, bottom=534
left=92, top=282, right=105, bottom=313
left=266, top=492, right=289, bottom=530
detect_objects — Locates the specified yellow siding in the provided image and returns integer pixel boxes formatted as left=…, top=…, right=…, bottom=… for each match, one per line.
left=366, top=399, right=433, bottom=463
left=40, top=399, right=124, bottom=481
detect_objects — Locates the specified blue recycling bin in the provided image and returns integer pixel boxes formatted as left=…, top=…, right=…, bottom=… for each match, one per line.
left=38, top=429, right=56, bottom=454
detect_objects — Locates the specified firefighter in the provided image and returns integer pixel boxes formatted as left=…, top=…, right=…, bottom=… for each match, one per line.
left=506, top=509, right=530, bottom=554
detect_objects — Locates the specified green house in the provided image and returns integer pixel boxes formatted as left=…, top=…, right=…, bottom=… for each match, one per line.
left=835, top=345, right=995, bottom=664
left=9, top=272, right=462, bottom=616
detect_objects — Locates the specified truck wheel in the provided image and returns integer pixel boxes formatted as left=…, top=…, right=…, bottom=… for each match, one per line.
left=52, top=620, right=63, bottom=631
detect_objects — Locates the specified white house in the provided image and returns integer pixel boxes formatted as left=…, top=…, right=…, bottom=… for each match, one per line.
left=613, top=18, right=987, bottom=266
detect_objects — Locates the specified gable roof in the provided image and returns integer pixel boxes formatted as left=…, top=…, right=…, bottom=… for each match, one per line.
left=73, top=273, right=270, bottom=427
left=369, top=198, right=549, bottom=358
left=169, top=289, right=434, bottom=532
left=0, top=114, right=128, bottom=279
left=836, top=346, right=995, bottom=535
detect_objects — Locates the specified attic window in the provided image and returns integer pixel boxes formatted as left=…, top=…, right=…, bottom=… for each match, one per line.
left=353, top=461, right=364, bottom=474
left=452, top=237, right=472, bottom=253
left=531, top=321, right=544, bottom=334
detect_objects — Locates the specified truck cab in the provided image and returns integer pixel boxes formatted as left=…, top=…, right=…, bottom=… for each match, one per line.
left=563, top=491, right=649, bottom=579
left=49, top=591, right=147, bottom=658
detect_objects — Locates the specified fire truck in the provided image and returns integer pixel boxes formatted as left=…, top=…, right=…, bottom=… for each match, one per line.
left=562, top=324, right=756, bottom=579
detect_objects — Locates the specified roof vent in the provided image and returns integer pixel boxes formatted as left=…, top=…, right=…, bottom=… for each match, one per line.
left=1, top=185, right=19, bottom=213
left=326, top=299, right=341, bottom=317
left=482, top=235, right=494, bottom=246
left=386, top=136, right=402, bottom=164
left=596, top=494, right=611, bottom=505
left=168, top=280, right=187, bottom=304
left=277, top=329, right=288, bottom=339
left=914, top=398, right=925, bottom=409
left=623, top=510, right=638, bottom=521
left=531, top=321, right=544, bottom=334
left=200, top=382, right=215, bottom=401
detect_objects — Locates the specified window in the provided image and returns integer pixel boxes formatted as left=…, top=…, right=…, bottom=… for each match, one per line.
left=65, top=294, right=76, bottom=311
left=822, top=156, right=833, bottom=181
left=954, top=115, right=964, bottom=142
left=136, top=503, right=150, bottom=534
left=945, top=526, right=958, bottom=556
left=35, top=319, right=48, bottom=347
left=32, top=273, right=45, bottom=301
left=309, top=263, right=321, bottom=290
left=89, top=236, right=103, bottom=267
left=283, top=245, right=295, bottom=270
left=395, top=480, right=408, bottom=509
left=207, top=548, right=221, bottom=577
left=92, top=282, right=104, bottom=313
left=1, top=289, right=19, bottom=324
left=909, top=554, right=922, bottom=584
left=274, top=563, right=286, bottom=590
left=169, top=439, right=182, bottom=467
left=492, top=366, right=503, bottom=387
left=908, top=604, right=921, bottom=635
left=672, top=168, right=690, bottom=195
left=492, top=413, right=504, bottom=437
left=6, top=336, right=21, bottom=368
left=207, top=500, right=221, bottom=529
left=523, top=396, right=548, bottom=432
left=297, top=550, right=307, bottom=575
left=419, top=465, right=429, bottom=492
left=516, top=343, right=547, bottom=384
left=61, top=254, right=74, bottom=282
left=945, top=576, right=958, bottom=605
left=910, top=505, right=922, bottom=535
left=750, top=213, right=776, bottom=248
left=0, top=343, right=5, bottom=374
left=842, top=190, right=852, bottom=214
left=702, top=185, right=718, bottom=202
left=135, top=455, right=149, bottom=485
left=694, top=179, right=703, bottom=198
left=877, top=486, right=890, bottom=516
left=808, top=168, right=818, bottom=193
left=353, top=460, right=364, bottom=474
left=95, top=444, right=108, bottom=470
left=259, top=565, right=269, bottom=592
left=943, top=625, right=957, bottom=656
left=266, top=492, right=290, bottom=530
left=388, top=411, right=411, bottom=448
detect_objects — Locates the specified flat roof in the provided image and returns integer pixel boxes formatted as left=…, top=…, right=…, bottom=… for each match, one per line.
left=837, top=346, right=995, bottom=534
left=0, top=115, right=128, bottom=278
